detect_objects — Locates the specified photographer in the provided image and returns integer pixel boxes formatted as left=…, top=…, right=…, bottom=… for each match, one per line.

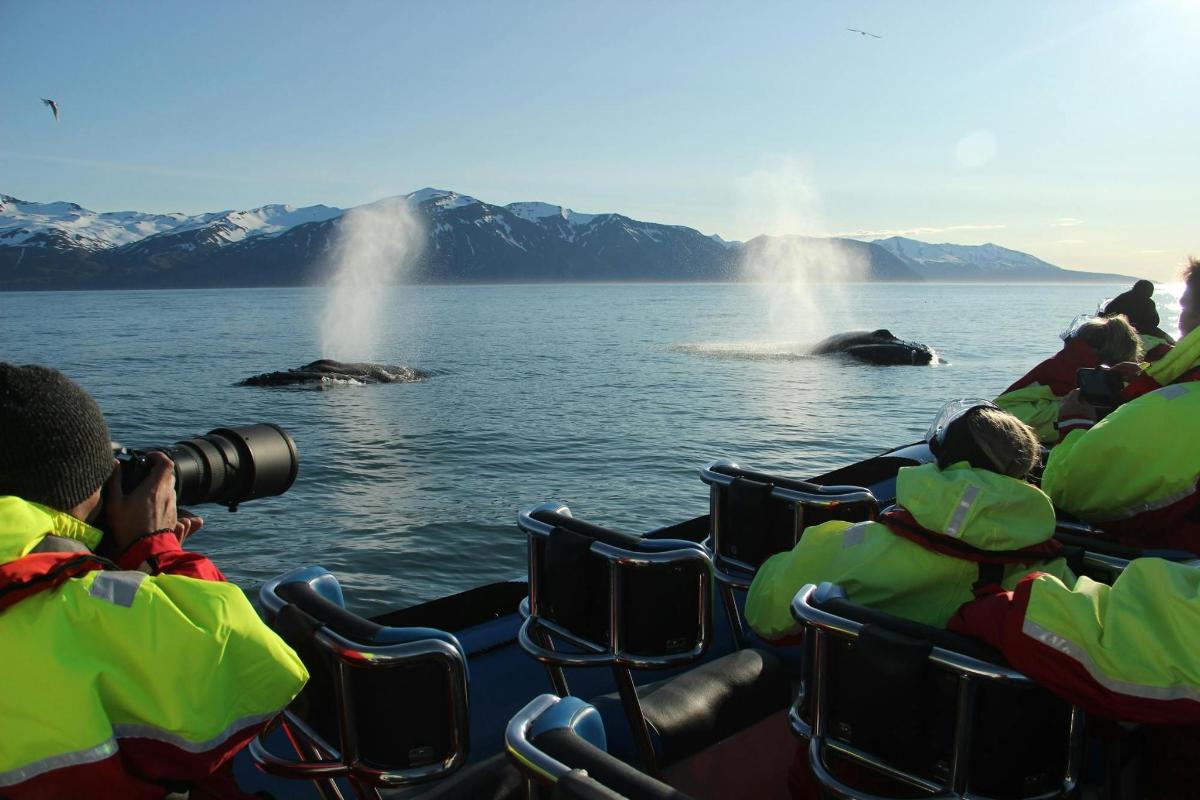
left=993, top=315, right=1141, bottom=444
left=0, top=363, right=308, bottom=799
left=1043, top=258, right=1200, bottom=552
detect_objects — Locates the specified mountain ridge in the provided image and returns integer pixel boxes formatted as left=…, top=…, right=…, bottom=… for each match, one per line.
left=0, top=189, right=1133, bottom=290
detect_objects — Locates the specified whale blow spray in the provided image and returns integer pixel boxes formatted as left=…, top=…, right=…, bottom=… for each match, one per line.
left=319, top=198, right=425, bottom=361
left=736, top=159, right=867, bottom=345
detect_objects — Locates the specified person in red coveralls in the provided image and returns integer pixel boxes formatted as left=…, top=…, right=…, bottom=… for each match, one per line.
left=953, top=265, right=1200, bottom=794
left=1044, top=258, right=1200, bottom=552
left=0, top=363, right=307, bottom=800
left=993, top=315, right=1141, bottom=443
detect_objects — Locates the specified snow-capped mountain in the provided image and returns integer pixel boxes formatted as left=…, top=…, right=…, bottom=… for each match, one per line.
left=0, top=190, right=1129, bottom=290
left=0, top=194, right=340, bottom=252
left=873, top=236, right=1128, bottom=282
left=0, top=194, right=206, bottom=250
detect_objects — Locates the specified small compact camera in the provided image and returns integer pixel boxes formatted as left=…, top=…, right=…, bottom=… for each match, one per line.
left=1076, top=367, right=1125, bottom=418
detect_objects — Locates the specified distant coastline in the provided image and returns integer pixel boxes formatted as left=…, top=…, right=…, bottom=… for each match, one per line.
left=1, top=189, right=1135, bottom=291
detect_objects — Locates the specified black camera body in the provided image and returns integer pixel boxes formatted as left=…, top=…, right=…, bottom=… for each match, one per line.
left=1076, top=367, right=1125, bottom=418
left=114, top=423, right=299, bottom=511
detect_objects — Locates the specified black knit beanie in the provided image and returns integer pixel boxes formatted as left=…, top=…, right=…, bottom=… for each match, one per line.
left=1103, top=280, right=1158, bottom=333
left=0, top=364, right=113, bottom=511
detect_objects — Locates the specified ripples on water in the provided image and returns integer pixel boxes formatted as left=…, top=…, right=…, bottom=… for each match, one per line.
left=2, top=282, right=1175, bottom=612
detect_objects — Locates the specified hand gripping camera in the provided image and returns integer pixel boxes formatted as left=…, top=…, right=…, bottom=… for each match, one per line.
left=114, top=423, right=299, bottom=511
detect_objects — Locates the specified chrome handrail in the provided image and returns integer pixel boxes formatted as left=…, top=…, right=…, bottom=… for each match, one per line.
left=699, top=458, right=880, bottom=507
left=504, top=694, right=573, bottom=784
left=516, top=502, right=714, bottom=671
left=253, top=569, right=470, bottom=790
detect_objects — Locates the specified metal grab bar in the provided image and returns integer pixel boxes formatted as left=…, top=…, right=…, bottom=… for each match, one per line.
left=700, top=458, right=880, bottom=507
left=516, top=502, right=715, bottom=674
left=253, top=567, right=471, bottom=793
left=505, top=694, right=574, bottom=784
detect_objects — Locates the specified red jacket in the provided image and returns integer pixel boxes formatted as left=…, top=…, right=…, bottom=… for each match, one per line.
left=0, top=534, right=264, bottom=800
left=1003, top=337, right=1099, bottom=396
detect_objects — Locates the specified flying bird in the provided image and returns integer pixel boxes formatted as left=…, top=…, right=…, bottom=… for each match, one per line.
left=41, top=98, right=60, bottom=121
left=847, top=28, right=882, bottom=38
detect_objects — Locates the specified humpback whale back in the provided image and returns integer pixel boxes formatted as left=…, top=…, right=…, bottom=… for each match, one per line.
left=809, top=330, right=935, bottom=365
left=239, top=359, right=432, bottom=387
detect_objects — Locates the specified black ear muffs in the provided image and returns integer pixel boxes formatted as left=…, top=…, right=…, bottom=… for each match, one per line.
left=927, top=434, right=946, bottom=468
left=932, top=411, right=1000, bottom=474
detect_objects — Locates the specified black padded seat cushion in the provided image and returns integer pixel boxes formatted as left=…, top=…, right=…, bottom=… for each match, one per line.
left=839, top=625, right=934, bottom=770
left=551, top=769, right=628, bottom=800
left=277, top=580, right=384, bottom=643
left=593, top=648, right=790, bottom=765
left=414, top=752, right=524, bottom=800
left=534, top=730, right=694, bottom=800
left=722, top=476, right=787, bottom=567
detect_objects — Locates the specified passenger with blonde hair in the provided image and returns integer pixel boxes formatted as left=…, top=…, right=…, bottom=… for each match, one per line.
left=745, top=402, right=1073, bottom=641
left=994, top=315, right=1141, bottom=444
left=1044, top=257, right=1200, bottom=552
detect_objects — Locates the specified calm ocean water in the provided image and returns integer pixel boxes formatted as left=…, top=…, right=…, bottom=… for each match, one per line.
left=1, top=282, right=1180, bottom=612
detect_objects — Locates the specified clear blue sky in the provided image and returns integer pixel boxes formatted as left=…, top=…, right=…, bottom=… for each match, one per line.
left=2, top=0, right=1196, bottom=279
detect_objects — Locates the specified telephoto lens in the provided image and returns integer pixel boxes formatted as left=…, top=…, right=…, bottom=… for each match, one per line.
left=118, top=423, right=299, bottom=510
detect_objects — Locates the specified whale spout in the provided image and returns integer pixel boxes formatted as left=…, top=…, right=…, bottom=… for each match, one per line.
left=239, top=359, right=432, bottom=387
left=809, top=330, right=935, bottom=365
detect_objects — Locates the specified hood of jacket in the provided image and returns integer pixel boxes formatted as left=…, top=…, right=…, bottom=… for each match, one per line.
left=0, top=495, right=103, bottom=566
left=896, top=462, right=1056, bottom=551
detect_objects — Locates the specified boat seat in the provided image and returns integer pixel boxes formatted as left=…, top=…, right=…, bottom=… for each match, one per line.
left=250, top=565, right=471, bottom=797
left=699, top=458, right=878, bottom=644
left=516, top=503, right=790, bottom=773
left=589, top=647, right=788, bottom=767
left=790, top=582, right=1082, bottom=799
left=1053, top=518, right=1199, bottom=582
left=506, top=694, right=695, bottom=800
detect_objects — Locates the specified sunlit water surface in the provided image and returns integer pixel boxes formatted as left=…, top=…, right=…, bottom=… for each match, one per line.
left=2, top=282, right=1179, bottom=612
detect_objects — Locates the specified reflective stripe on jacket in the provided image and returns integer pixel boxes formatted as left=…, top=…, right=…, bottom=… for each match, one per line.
left=0, top=496, right=308, bottom=797
left=744, top=463, right=1071, bottom=640
left=1042, top=382, right=1200, bottom=537
left=951, top=559, right=1200, bottom=723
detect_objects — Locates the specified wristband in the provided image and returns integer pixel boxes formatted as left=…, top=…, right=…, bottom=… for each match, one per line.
left=116, top=528, right=174, bottom=559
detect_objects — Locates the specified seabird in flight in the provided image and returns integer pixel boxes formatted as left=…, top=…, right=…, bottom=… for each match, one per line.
left=41, top=98, right=60, bottom=121
left=847, top=28, right=882, bottom=38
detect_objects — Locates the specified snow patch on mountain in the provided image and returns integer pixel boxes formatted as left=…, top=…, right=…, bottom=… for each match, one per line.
left=165, top=204, right=341, bottom=243
left=506, top=201, right=597, bottom=226
left=406, top=188, right=479, bottom=210
left=874, top=236, right=1059, bottom=273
